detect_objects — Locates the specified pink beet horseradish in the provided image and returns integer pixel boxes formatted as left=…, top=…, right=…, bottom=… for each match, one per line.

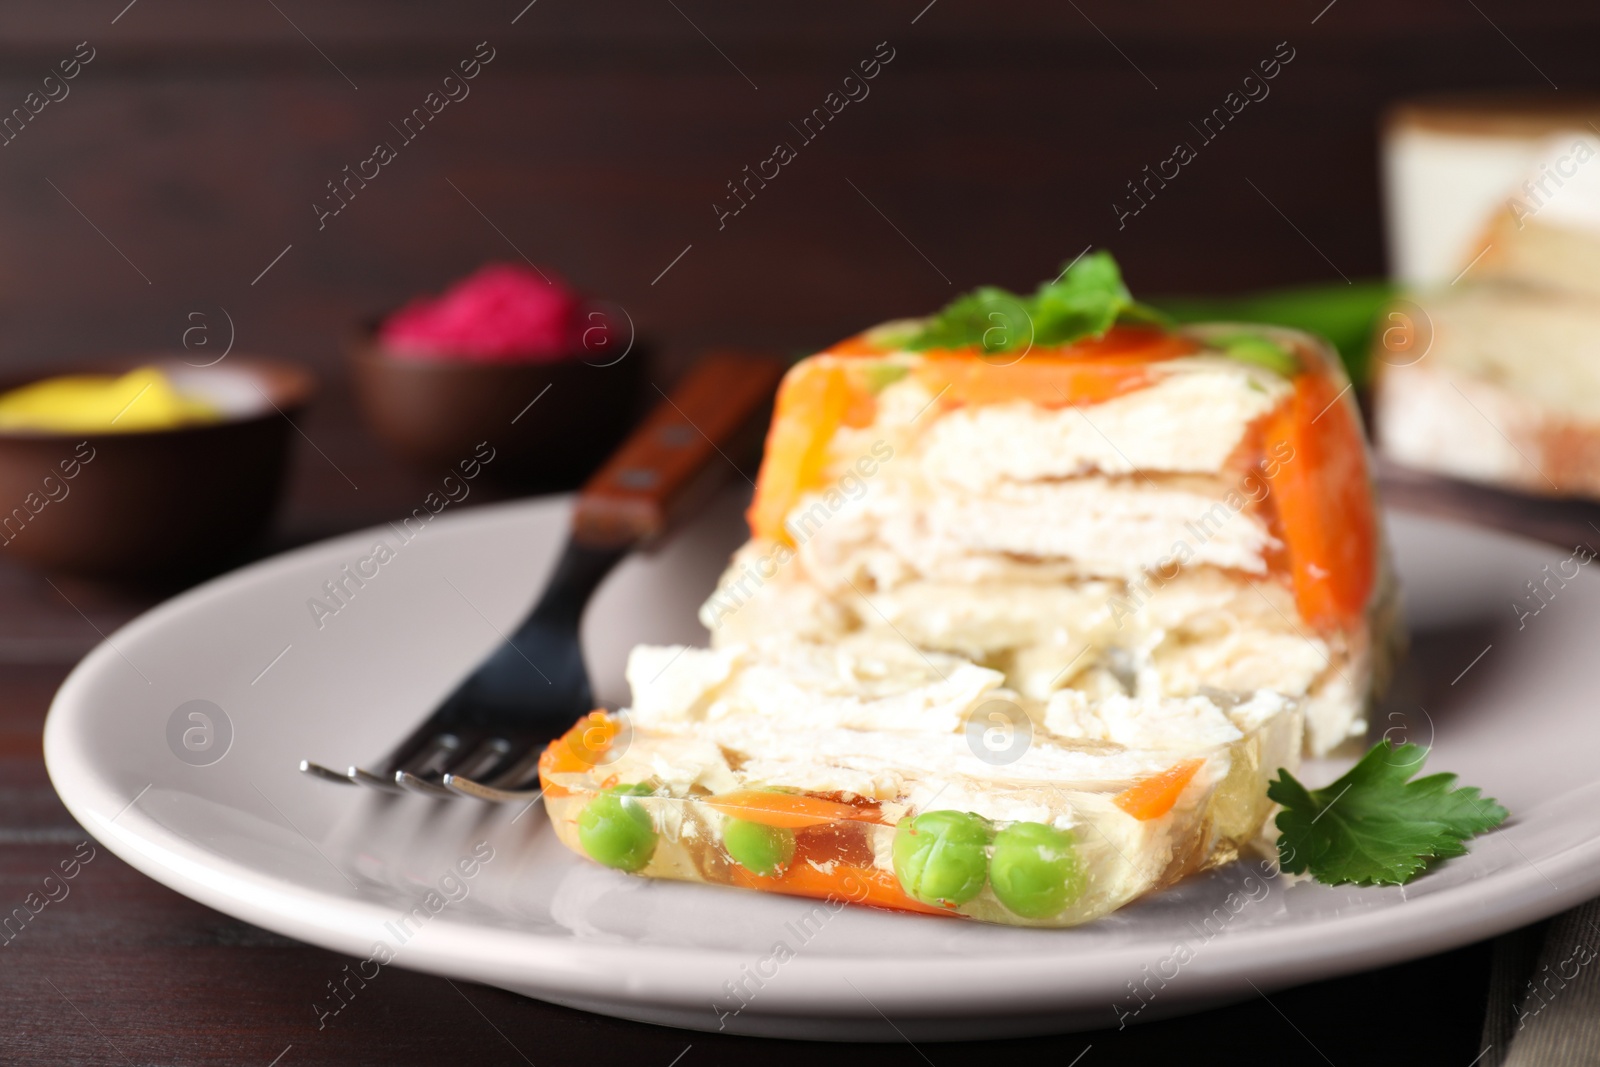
left=379, top=263, right=619, bottom=363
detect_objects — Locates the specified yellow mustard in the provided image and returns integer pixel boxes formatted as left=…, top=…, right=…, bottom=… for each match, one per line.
left=0, top=367, right=221, bottom=433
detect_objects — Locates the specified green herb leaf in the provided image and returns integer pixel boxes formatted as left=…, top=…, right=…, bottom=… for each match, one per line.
left=1151, top=280, right=1394, bottom=388
left=907, top=251, right=1166, bottom=353
left=1029, top=251, right=1137, bottom=344
left=1269, top=742, right=1508, bottom=887
left=908, top=286, right=1035, bottom=353
left=1214, top=332, right=1299, bottom=377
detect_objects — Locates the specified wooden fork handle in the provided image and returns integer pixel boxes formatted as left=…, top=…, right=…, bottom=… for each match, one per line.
left=571, top=350, right=787, bottom=548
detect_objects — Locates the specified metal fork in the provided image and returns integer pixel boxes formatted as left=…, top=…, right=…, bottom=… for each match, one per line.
left=300, top=350, right=785, bottom=802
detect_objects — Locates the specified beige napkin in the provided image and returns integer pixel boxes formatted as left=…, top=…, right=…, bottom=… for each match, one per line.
left=1482, top=901, right=1600, bottom=1066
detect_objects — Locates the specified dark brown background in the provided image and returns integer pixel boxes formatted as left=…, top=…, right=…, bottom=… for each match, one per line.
left=2, top=0, right=1598, bottom=1063
left=5, top=0, right=1595, bottom=377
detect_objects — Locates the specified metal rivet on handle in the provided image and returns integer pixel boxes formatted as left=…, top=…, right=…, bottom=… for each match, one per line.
left=615, top=467, right=659, bottom=490
left=657, top=424, right=695, bottom=447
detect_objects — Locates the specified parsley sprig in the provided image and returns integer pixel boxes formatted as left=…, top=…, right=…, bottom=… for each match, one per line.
left=1269, top=741, right=1509, bottom=887
left=906, top=250, right=1165, bottom=354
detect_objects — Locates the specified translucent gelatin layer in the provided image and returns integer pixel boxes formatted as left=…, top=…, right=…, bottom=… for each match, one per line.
left=539, top=638, right=1302, bottom=928
left=704, top=320, right=1396, bottom=756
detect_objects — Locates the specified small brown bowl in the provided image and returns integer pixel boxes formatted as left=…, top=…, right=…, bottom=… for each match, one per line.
left=349, top=331, right=644, bottom=490
left=0, top=356, right=315, bottom=577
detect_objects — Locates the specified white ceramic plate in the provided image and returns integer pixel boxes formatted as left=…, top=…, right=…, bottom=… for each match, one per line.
left=43, top=493, right=1600, bottom=1041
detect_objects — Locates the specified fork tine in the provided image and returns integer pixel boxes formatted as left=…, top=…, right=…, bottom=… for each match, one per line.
left=395, top=770, right=456, bottom=797
left=409, top=733, right=463, bottom=777
left=350, top=765, right=405, bottom=793
left=300, top=760, right=357, bottom=785
left=451, top=737, right=515, bottom=782
left=407, top=735, right=550, bottom=803
left=428, top=739, right=547, bottom=806
left=362, top=731, right=465, bottom=796
left=296, top=352, right=785, bottom=801
left=440, top=772, right=545, bottom=803
left=393, top=732, right=515, bottom=798
left=483, top=742, right=547, bottom=790
left=326, top=728, right=557, bottom=802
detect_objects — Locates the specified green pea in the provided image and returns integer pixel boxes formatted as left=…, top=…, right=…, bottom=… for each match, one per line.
left=722, top=818, right=796, bottom=876
left=892, top=810, right=993, bottom=906
left=577, top=783, right=657, bottom=872
left=989, top=822, right=1084, bottom=919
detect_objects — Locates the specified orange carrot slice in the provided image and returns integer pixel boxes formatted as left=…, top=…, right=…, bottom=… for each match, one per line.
left=704, top=789, right=881, bottom=829
left=1113, top=758, right=1205, bottom=820
left=728, top=861, right=951, bottom=916
left=747, top=327, right=1198, bottom=542
left=745, top=360, right=855, bottom=543
left=538, top=711, right=620, bottom=796
left=1262, top=368, right=1378, bottom=632
left=913, top=347, right=1177, bottom=410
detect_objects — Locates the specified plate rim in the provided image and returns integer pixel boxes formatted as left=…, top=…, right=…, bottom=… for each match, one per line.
left=43, top=500, right=1600, bottom=1028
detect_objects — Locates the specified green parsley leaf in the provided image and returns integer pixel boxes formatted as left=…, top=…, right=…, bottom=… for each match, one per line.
left=1269, top=742, right=1508, bottom=887
left=1213, top=332, right=1299, bottom=377
left=906, top=251, right=1167, bottom=353
left=1030, top=250, right=1136, bottom=344
left=908, top=286, right=1035, bottom=353
left=1151, top=279, right=1394, bottom=387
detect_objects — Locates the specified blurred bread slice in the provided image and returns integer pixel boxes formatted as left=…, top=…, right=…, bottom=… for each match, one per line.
left=1377, top=96, right=1600, bottom=498
left=1376, top=283, right=1600, bottom=497
left=1472, top=188, right=1600, bottom=299
left=1383, top=94, right=1600, bottom=287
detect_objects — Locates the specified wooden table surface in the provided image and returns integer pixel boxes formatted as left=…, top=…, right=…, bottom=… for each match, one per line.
left=4, top=0, right=1598, bottom=1058
left=3, top=388, right=1596, bottom=1067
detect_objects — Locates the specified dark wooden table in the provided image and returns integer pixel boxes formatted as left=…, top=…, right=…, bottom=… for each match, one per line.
left=4, top=0, right=1599, bottom=1058
left=3, top=386, right=1596, bottom=1066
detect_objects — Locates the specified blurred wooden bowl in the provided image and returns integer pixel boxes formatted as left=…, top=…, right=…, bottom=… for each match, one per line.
left=0, top=357, right=315, bottom=577
left=348, top=331, right=644, bottom=490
